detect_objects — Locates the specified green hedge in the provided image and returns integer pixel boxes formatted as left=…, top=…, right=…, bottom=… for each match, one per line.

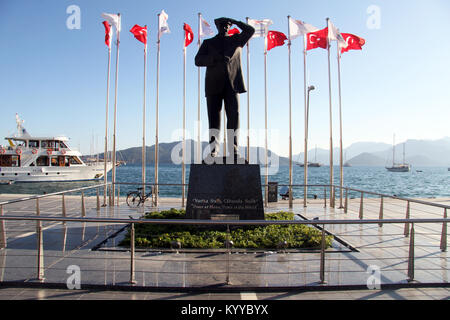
left=120, top=209, right=333, bottom=249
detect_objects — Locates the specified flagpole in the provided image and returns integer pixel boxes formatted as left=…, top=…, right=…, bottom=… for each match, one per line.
left=337, top=44, right=344, bottom=208
left=103, top=42, right=111, bottom=206
left=303, top=34, right=308, bottom=208
left=111, top=13, right=121, bottom=207
left=155, top=14, right=160, bottom=206
left=197, top=13, right=202, bottom=164
left=264, top=33, right=268, bottom=208
left=246, top=17, right=250, bottom=163
left=326, top=18, right=334, bottom=208
left=287, top=16, right=293, bottom=209
left=182, top=37, right=186, bottom=207
left=142, top=29, right=147, bottom=201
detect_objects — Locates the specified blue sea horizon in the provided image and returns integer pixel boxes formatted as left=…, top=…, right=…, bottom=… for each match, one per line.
left=1, top=164, right=449, bottom=200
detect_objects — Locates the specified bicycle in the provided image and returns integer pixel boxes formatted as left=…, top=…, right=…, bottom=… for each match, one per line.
left=126, top=187, right=153, bottom=207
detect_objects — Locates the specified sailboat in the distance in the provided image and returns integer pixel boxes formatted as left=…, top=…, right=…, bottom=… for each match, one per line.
left=386, top=135, right=410, bottom=172
left=297, top=145, right=322, bottom=167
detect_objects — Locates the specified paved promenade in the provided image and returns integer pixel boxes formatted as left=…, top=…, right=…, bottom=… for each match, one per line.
left=0, top=193, right=448, bottom=300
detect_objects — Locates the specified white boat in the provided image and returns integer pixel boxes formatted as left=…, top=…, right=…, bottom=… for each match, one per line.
left=0, top=114, right=113, bottom=182
left=386, top=135, right=410, bottom=172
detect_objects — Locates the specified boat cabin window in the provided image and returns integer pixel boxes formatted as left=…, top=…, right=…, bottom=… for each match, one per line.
left=50, top=157, right=58, bottom=166
left=29, top=140, right=39, bottom=148
left=36, top=156, right=49, bottom=166
left=0, top=155, right=12, bottom=167
left=41, top=140, right=56, bottom=149
left=68, top=156, right=82, bottom=165
left=0, top=155, right=20, bottom=167
left=59, top=141, right=68, bottom=149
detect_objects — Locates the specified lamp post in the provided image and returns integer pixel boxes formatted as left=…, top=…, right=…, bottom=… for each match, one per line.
left=303, top=85, right=315, bottom=207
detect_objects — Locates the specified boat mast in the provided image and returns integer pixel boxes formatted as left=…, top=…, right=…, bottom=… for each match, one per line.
left=403, top=142, right=406, bottom=165
left=392, top=134, right=395, bottom=166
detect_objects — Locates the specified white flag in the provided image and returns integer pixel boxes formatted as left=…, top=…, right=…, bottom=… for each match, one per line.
left=327, top=19, right=347, bottom=49
left=288, top=17, right=318, bottom=40
left=158, top=10, right=170, bottom=38
left=101, top=13, right=121, bottom=32
left=199, top=17, right=214, bottom=38
left=248, top=18, right=273, bottom=38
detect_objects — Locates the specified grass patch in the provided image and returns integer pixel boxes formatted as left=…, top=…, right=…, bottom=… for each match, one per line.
left=119, top=209, right=333, bottom=250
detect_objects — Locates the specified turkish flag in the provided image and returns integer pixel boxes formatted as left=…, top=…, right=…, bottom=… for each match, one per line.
left=306, top=27, right=328, bottom=50
left=184, top=23, right=194, bottom=47
left=228, top=28, right=240, bottom=36
left=102, top=21, right=112, bottom=47
left=130, top=24, right=147, bottom=45
left=267, top=30, right=287, bottom=51
left=340, top=33, right=365, bottom=54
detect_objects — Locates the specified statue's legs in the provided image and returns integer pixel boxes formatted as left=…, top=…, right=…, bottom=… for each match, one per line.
left=206, top=95, right=223, bottom=157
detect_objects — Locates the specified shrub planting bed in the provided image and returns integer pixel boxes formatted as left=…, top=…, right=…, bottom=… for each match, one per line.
left=120, top=209, right=333, bottom=250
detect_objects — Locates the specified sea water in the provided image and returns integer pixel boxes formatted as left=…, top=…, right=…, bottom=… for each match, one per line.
left=1, top=164, right=449, bottom=200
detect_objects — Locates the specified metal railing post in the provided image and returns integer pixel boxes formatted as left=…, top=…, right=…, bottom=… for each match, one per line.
left=324, top=187, right=327, bottom=208
left=331, top=186, right=335, bottom=208
left=36, top=198, right=40, bottom=216
left=359, top=192, right=364, bottom=220
left=117, top=184, right=120, bottom=207
left=225, top=224, right=231, bottom=285
left=407, top=223, right=415, bottom=282
left=319, top=224, right=327, bottom=284
left=0, top=205, right=5, bottom=249
left=81, top=191, right=86, bottom=217
left=344, top=188, right=348, bottom=213
left=62, top=194, right=67, bottom=217
left=129, top=222, right=136, bottom=284
left=404, top=201, right=410, bottom=237
left=108, top=185, right=113, bottom=206
left=441, top=208, right=447, bottom=252
left=96, top=187, right=100, bottom=211
left=36, top=221, right=45, bottom=282
left=378, top=196, right=384, bottom=227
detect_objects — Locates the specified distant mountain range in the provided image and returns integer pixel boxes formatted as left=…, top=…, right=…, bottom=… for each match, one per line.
left=88, top=137, right=450, bottom=167
left=90, top=140, right=292, bottom=166
left=293, top=137, right=450, bottom=167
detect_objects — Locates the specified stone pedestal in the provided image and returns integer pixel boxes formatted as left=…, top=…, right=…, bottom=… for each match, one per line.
left=186, top=164, right=264, bottom=220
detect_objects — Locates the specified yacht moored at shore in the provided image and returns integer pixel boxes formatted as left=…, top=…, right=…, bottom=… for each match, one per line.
left=0, top=114, right=113, bottom=183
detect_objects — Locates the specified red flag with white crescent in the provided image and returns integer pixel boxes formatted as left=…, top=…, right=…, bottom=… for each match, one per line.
left=306, top=27, right=328, bottom=51
left=340, top=33, right=366, bottom=54
left=267, top=30, right=287, bottom=51
left=183, top=23, right=194, bottom=47
left=102, top=21, right=112, bottom=47
left=130, top=24, right=148, bottom=45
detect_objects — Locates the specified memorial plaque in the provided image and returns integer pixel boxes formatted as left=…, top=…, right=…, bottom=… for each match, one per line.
left=186, top=164, right=264, bottom=220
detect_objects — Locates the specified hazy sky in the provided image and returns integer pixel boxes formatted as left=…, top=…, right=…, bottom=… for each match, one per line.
left=1, top=0, right=449, bottom=157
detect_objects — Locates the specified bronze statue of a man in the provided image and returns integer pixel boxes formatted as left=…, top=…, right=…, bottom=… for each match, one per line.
left=195, top=17, right=255, bottom=160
